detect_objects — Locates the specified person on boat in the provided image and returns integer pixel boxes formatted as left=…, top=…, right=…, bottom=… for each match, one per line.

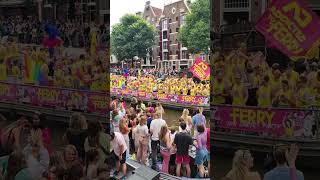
left=225, top=149, right=261, bottom=180
left=135, top=115, right=149, bottom=165
left=192, top=107, right=206, bottom=136
left=194, top=124, right=209, bottom=178
left=174, top=122, right=193, bottom=177
left=63, top=113, right=88, bottom=161
left=180, top=109, right=192, bottom=133
left=264, top=144, right=304, bottom=180
left=1, top=151, right=32, bottom=180
left=110, top=131, right=127, bottom=177
left=159, top=125, right=173, bottom=174
left=150, top=111, right=166, bottom=171
left=23, top=130, right=49, bottom=179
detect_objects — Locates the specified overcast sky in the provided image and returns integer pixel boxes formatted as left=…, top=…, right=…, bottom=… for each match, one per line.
left=111, top=0, right=191, bottom=29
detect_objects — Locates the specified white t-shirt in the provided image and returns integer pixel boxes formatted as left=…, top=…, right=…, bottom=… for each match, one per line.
left=150, top=118, right=166, bottom=141
left=111, top=132, right=127, bottom=156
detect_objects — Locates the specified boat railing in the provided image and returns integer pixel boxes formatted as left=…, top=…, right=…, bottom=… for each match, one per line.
left=211, top=104, right=320, bottom=141
left=0, top=81, right=109, bottom=116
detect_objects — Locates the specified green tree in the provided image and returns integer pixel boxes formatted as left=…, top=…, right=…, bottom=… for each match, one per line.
left=179, top=0, right=210, bottom=55
left=111, top=14, right=156, bottom=66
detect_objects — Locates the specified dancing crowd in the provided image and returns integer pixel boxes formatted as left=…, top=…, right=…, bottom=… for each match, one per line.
left=110, top=97, right=210, bottom=178
left=111, top=73, right=210, bottom=97
left=0, top=16, right=108, bottom=48
left=0, top=112, right=110, bottom=180
left=212, top=43, right=320, bottom=108
left=0, top=42, right=107, bottom=91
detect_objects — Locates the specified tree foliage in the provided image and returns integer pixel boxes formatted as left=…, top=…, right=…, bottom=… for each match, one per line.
left=179, top=0, right=210, bottom=55
left=111, top=14, right=156, bottom=61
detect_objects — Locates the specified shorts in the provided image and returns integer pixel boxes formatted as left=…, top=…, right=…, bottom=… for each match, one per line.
left=175, top=154, right=190, bottom=165
left=112, top=150, right=127, bottom=164
left=195, top=149, right=208, bottom=165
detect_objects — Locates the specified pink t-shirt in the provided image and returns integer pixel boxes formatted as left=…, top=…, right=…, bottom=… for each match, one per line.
left=111, top=132, right=127, bottom=156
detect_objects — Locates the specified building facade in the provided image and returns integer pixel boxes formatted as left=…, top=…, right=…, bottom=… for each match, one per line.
left=158, top=0, right=191, bottom=71
left=141, top=1, right=162, bottom=68
left=138, top=0, right=209, bottom=71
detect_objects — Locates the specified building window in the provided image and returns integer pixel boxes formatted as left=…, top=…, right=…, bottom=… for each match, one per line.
left=162, top=19, right=168, bottom=29
left=163, top=42, right=168, bottom=50
left=176, top=16, right=179, bottom=21
left=181, top=15, right=185, bottom=25
left=182, top=51, right=187, bottom=59
left=169, top=29, right=172, bottom=33
left=164, top=52, right=169, bottom=60
left=163, top=31, right=168, bottom=39
left=224, top=0, right=249, bottom=8
left=176, top=28, right=179, bottom=32
left=176, top=50, right=179, bottom=55
left=169, top=19, right=172, bottom=23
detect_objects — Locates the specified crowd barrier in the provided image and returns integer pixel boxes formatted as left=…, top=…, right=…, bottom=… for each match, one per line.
left=212, top=105, right=320, bottom=139
left=111, top=88, right=210, bottom=106
left=0, top=81, right=109, bottom=115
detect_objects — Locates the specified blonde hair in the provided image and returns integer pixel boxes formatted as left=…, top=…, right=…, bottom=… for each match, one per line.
left=228, top=150, right=250, bottom=180
left=139, top=115, right=147, bottom=125
left=30, top=129, right=43, bottom=148
left=182, top=109, right=189, bottom=118
left=64, top=145, right=78, bottom=159
left=159, top=125, right=168, bottom=144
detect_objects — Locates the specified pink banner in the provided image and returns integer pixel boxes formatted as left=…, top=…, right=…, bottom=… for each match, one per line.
left=190, top=58, right=210, bottom=81
left=0, top=82, right=109, bottom=115
left=215, top=106, right=308, bottom=137
left=177, top=95, right=209, bottom=105
left=35, top=87, right=61, bottom=107
left=256, top=0, right=320, bottom=60
left=0, top=83, right=17, bottom=102
left=87, top=93, right=109, bottom=114
left=110, top=88, right=209, bottom=106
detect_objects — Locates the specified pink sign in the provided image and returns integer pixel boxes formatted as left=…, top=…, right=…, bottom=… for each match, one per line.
left=87, top=93, right=109, bottom=114
left=0, top=83, right=17, bottom=102
left=255, top=0, right=320, bottom=60
left=190, top=58, right=210, bottom=81
left=215, top=106, right=307, bottom=137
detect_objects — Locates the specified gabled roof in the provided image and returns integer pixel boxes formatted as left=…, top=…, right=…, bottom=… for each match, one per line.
left=152, top=6, right=163, bottom=18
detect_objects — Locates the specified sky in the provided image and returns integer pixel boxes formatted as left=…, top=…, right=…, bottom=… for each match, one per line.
left=110, top=0, right=188, bottom=28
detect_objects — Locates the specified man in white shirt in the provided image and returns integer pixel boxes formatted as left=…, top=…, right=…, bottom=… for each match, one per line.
left=111, top=131, right=127, bottom=176
left=150, top=111, right=166, bottom=170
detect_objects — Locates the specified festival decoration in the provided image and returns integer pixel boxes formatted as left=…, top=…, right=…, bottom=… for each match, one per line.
left=255, top=0, right=320, bottom=61
left=189, top=57, right=210, bottom=81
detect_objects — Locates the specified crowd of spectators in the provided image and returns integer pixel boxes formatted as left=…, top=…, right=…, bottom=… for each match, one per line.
left=0, top=112, right=109, bottom=180
left=0, top=16, right=109, bottom=48
left=110, top=97, right=210, bottom=178
left=0, top=42, right=107, bottom=91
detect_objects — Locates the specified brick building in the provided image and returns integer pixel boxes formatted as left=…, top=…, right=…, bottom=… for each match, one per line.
left=141, top=1, right=162, bottom=68
left=139, top=0, right=209, bottom=71
left=158, top=0, right=191, bottom=71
